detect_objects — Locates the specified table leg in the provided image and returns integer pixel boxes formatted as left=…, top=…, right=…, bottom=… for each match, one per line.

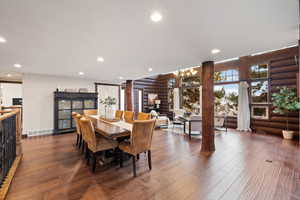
left=189, top=121, right=191, bottom=140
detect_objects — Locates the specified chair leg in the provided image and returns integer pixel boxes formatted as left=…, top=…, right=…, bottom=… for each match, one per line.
left=86, top=149, right=90, bottom=165
left=81, top=141, right=85, bottom=153
left=132, top=155, right=137, bottom=177
left=148, top=150, right=152, bottom=170
left=78, top=135, right=82, bottom=149
left=120, top=150, right=123, bottom=168
left=85, top=144, right=89, bottom=159
left=92, top=153, right=96, bottom=173
left=76, top=134, right=79, bottom=146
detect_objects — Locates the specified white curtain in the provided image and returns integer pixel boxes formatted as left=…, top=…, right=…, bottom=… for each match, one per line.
left=237, top=81, right=251, bottom=131
left=199, top=85, right=202, bottom=116
left=173, top=88, right=180, bottom=110
left=97, top=85, right=119, bottom=116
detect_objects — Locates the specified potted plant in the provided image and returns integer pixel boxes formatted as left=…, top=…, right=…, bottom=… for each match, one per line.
left=272, top=87, right=300, bottom=139
left=100, top=96, right=117, bottom=119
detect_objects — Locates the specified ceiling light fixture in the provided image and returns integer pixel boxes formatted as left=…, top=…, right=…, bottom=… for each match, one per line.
left=151, top=12, right=162, bottom=22
left=0, top=36, right=6, bottom=43
left=119, top=76, right=123, bottom=80
left=148, top=67, right=153, bottom=72
left=78, top=72, right=84, bottom=76
left=14, top=64, right=22, bottom=68
left=7, top=74, right=12, bottom=77
left=97, top=57, right=104, bottom=62
left=211, top=49, right=221, bottom=54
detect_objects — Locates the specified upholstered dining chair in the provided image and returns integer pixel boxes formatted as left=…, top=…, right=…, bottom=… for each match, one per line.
left=72, top=112, right=82, bottom=149
left=124, top=111, right=134, bottom=123
left=115, top=110, right=124, bottom=120
left=119, top=119, right=156, bottom=177
left=79, top=117, right=118, bottom=173
left=137, top=112, right=151, bottom=120
left=83, top=109, right=97, bottom=116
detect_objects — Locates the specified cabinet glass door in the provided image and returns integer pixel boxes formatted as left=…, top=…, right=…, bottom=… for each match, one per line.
left=72, top=100, right=83, bottom=109
left=84, top=99, right=95, bottom=109
left=58, top=119, right=71, bottom=129
left=58, top=100, right=71, bottom=110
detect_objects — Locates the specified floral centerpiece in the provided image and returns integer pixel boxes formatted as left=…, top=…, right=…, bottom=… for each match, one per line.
left=99, top=96, right=117, bottom=119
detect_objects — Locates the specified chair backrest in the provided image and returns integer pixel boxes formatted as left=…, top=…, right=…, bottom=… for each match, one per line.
left=79, top=117, right=97, bottom=150
left=137, top=112, right=151, bottom=120
left=190, top=115, right=202, bottom=132
left=124, top=111, right=134, bottom=123
left=115, top=110, right=124, bottom=120
left=174, top=109, right=185, bottom=117
left=215, top=117, right=225, bottom=127
left=73, top=113, right=82, bottom=135
left=130, top=119, right=156, bottom=154
left=83, top=109, right=97, bottom=116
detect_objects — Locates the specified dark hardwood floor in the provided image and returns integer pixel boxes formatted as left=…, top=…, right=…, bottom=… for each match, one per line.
left=6, top=129, right=300, bottom=200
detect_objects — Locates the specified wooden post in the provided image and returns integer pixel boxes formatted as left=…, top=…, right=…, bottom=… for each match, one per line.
left=125, top=80, right=134, bottom=111
left=201, top=61, right=215, bottom=154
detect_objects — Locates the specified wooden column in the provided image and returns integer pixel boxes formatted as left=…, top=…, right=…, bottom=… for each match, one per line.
left=201, top=61, right=215, bottom=154
left=125, top=80, right=134, bottom=111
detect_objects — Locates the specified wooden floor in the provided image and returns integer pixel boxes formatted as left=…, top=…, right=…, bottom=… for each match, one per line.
left=6, top=129, right=300, bottom=200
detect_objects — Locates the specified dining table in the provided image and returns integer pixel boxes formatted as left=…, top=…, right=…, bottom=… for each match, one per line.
left=87, top=115, right=132, bottom=139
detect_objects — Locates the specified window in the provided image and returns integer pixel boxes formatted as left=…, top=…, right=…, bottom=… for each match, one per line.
left=181, top=76, right=201, bottom=87
left=138, top=90, right=142, bottom=112
left=250, top=63, right=269, bottom=119
left=168, top=78, right=176, bottom=111
left=251, top=106, right=269, bottom=119
left=214, top=69, right=239, bottom=83
left=251, top=81, right=268, bottom=103
left=214, top=84, right=239, bottom=117
left=120, top=89, right=125, bottom=110
left=180, top=76, right=201, bottom=114
left=250, top=64, right=268, bottom=79
left=182, top=87, right=200, bottom=113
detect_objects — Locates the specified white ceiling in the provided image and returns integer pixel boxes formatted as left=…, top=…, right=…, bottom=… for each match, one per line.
left=0, top=0, right=298, bottom=82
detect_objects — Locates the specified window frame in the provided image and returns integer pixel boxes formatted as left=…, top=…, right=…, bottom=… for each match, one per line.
left=251, top=105, right=269, bottom=120
left=214, top=69, right=239, bottom=84
left=249, top=63, right=270, bottom=120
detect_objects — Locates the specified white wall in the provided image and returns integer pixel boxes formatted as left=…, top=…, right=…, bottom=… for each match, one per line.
left=0, top=83, right=22, bottom=106
left=23, top=74, right=95, bottom=136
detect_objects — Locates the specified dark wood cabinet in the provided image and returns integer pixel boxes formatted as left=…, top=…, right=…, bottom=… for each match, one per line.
left=54, top=92, right=98, bottom=134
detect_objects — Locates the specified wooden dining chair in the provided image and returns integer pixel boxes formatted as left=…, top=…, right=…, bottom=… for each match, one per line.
left=124, top=111, right=134, bottom=123
left=79, top=117, right=118, bottom=173
left=137, top=112, right=151, bottom=120
left=115, top=110, right=124, bottom=120
left=119, top=119, right=156, bottom=177
left=72, top=112, right=82, bottom=148
left=83, top=109, right=98, bottom=116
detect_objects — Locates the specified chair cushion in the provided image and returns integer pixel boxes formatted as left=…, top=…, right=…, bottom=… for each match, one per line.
left=89, top=135, right=118, bottom=153
left=119, top=141, right=133, bottom=154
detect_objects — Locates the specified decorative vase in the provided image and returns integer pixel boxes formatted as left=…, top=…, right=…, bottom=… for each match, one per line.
left=105, top=105, right=115, bottom=120
left=282, top=130, right=294, bottom=140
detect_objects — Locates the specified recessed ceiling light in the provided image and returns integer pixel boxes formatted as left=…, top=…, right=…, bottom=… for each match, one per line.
left=0, top=36, right=6, bottom=43
left=97, top=57, right=104, bottom=62
left=148, top=67, right=153, bottom=72
left=78, top=72, right=84, bottom=76
left=14, top=64, right=22, bottom=68
left=119, top=76, right=123, bottom=80
left=7, top=74, right=12, bottom=77
left=151, top=12, right=162, bottom=22
left=211, top=49, right=221, bottom=54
